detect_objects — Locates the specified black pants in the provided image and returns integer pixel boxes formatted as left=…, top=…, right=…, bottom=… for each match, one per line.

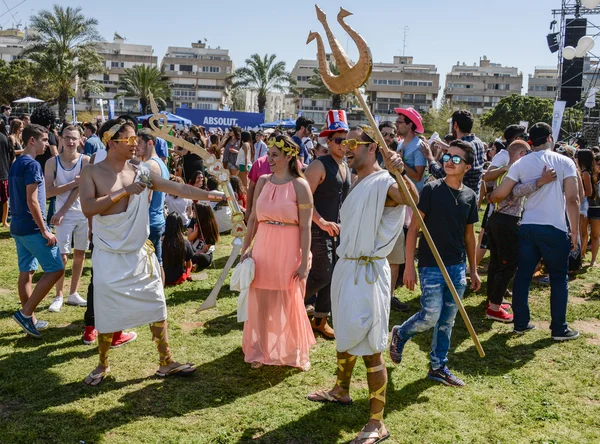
left=192, top=252, right=212, bottom=272
left=305, top=228, right=335, bottom=317
left=84, top=244, right=94, bottom=327
left=487, top=212, right=520, bottom=305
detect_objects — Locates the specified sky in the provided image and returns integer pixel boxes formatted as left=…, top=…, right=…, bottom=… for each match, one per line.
left=4, top=0, right=567, bottom=97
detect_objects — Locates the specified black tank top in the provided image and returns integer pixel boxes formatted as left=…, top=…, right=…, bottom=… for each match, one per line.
left=313, top=155, right=351, bottom=227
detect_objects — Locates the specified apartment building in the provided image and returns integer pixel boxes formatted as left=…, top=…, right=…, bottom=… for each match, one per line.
left=161, top=41, right=233, bottom=112
left=0, top=28, right=25, bottom=63
left=444, top=56, right=523, bottom=115
left=528, top=67, right=558, bottom=100
left=369, top=56, right=440, bottom=117
left=244, top=90, right=296, bottom=122
left=85, top=34, right=157, bottom=113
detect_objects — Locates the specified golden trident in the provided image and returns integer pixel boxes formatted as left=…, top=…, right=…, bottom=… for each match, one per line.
left=146, top=95, right=245, bottom=312
left=307, top=5, right=485, bottom=358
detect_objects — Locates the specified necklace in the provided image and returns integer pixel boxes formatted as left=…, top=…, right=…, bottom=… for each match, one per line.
left=444, top=180, right=460, bottom=206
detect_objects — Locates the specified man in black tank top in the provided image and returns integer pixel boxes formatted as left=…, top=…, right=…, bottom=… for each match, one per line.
left=303, top=110, right=351, bottom=338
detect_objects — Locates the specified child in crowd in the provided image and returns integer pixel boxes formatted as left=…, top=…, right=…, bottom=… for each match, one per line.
left=188, top=202, right=220, bottom=272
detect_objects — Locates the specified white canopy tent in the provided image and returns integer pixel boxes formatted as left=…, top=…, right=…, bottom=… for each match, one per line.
left=12, top=97, right=45, bottom=114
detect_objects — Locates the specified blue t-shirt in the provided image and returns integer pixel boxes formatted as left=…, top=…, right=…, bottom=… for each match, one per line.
left=148, top=157, right=169, bottom=228
left=398, top=137, right=427, bottom=192
left=83, top=134, right=105, bottom=156
left=155, top=137, right=169, bottom=160
left=8, top=155, right=46, bottom=236
left=292, top=135, right=310, bottom=164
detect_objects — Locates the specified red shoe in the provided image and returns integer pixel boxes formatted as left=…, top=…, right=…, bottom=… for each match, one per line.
left=111, top=331, right=137, bottom=349
left=486, top=307, right=514, bottom=323
left=82, top=326, right=98, bottom=345
left=488, top=302, right=511, bottom=311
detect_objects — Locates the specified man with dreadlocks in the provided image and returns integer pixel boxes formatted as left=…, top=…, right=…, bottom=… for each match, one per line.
left=307, top=125, right=417, bottom=444
left=79, top=118, right=226, bottom=386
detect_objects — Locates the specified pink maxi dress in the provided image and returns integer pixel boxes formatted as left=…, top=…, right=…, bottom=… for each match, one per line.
left=242, top=179, right=316, bottom=368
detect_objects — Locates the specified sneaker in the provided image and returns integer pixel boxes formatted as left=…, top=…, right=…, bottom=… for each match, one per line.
left=389, top=325, right=407, bottom=365
left=83, top=326, right=98, bottom=345
left=35, top=319, right=49, bottom=330
left=513, top=323, right=536, bottom=334
left=427, top=366, right=465, bottom=387
left=486, top=307, right=514, bottom=323
left=305, top=304, right=315, bottom=316
left=66, top=293, right=87, bottom=307
left=12, top=310, right=41, bottom=338
left=552, top=328, right=580, bottom=341
left=487, top=302, right=512, bottom=311
left=391, top=296, right=410, bottom=312
left=111, top=331, right=137, bottom=348
left=48, top=296, right=63, bottom=313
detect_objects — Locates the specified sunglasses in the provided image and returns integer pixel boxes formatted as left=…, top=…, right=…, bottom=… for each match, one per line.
left=329, top=137, right=345, bottom=144
left=341, top=139, right=371, bottom=150
left=442, top=153, right=467, bottom=165
left=112, top=136, right=138, bottom=146
left=382, top=131, right=395, bottom=137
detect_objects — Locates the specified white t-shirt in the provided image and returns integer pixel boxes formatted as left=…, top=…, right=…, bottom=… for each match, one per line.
left=165, top=194, right=192, bottom=226
left=236, top=145, right=251, bottom=167
left=490, top=149, right=509, bottom=168
left=506, top=149, right=577, bottom=232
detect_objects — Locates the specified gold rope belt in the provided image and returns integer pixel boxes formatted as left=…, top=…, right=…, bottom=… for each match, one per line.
left=144, top=239, right=155, bottom=279
left=344, top=256, right=384, bottom=285
left=260, top=220, right=298, bottom=227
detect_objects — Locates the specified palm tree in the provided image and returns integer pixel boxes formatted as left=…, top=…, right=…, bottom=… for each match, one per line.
left=303, top=62, right=356, bottom=110
left=116, top=65, right=171, bottom=113
left=230, top=54, right=290, bottom=113
left=22, top=5, right=105, bottom=119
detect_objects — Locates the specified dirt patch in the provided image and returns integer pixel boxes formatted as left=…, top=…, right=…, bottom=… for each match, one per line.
left=190, top=272, right=209, bottom=281
left=0, top=288, right=11, bottom=295
left=570, top=296, right=588, bottom=305
left=532, top=320, right=550, bottom=331
left=181, top=322, right=205, bottom=332
left=572, top=320, right=600, bottom=346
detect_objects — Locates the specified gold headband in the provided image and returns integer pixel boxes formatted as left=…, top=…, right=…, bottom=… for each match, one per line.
left=101, top=123, right=124, bottom=146
left=267, top=137, right=299, bottom=157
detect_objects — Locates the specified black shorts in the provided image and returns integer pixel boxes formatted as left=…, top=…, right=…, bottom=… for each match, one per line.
left=588, top=207, right=600, bottom=220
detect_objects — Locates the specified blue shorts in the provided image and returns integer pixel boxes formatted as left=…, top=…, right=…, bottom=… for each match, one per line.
left=13, top=232, right=64, bottom=273
left=149, top=224, right=166, bottom=265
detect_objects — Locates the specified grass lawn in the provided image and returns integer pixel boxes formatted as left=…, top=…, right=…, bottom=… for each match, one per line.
left=0, top=217, right=599, bottom=444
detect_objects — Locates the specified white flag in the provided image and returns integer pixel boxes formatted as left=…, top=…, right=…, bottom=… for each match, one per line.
left=585, top=87, right=598, bottom=109
left=552, top=101, right=567, bottom=142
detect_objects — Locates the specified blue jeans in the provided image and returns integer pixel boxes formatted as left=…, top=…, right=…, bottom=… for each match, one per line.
left=513, top=224, right=571, bottom=336
left=398, top=263, right=467, bottom=370
left=149, top=224, right=166, bottom=265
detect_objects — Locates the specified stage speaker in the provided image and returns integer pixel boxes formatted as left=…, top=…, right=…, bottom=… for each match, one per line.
left=560, top=18, right=587, bottom=107
left=547, top=33, right=560, bottom=53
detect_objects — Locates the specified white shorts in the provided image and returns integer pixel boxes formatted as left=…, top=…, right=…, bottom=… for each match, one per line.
left=55, top=214, right=89, bottom=254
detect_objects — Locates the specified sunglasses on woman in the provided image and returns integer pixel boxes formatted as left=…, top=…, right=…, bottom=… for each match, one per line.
left=341, top=139, right=371, bottom=150
left=329, top=137, right=345, bottom=145
left=112, top=135, right=138, bottom=146
left=442, top=153, right=467, bottom=165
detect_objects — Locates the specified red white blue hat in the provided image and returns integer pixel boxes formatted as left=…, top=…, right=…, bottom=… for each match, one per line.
left=319, top=110, right=350, bottom=137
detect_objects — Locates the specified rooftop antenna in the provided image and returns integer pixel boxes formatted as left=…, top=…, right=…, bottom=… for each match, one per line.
left=402, top=26, right=409, bottom=56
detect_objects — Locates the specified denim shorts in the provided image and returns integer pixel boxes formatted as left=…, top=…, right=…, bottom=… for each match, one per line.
left=149, top=224, right=166, bottom=265
left=13, top=232, right=64, bottom=273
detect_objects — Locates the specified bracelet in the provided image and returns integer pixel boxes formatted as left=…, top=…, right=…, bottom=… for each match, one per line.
left=401, top=169, right=407, bottom=176
left=109, top=189, right=127, bottom=203
left=298, top=203, right=313, bottom=209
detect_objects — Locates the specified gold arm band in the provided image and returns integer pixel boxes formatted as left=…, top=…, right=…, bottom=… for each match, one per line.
left=109, top=189, right=128, bottom=203
left=298, top=203, right=313, bottom=209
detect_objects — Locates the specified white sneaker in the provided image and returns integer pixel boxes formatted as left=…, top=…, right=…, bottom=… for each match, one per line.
left=48, top=296, right=63, bottom=312
left=66, top=293, right=87, bottom=307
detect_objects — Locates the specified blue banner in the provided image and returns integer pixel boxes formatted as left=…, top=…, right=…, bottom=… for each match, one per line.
left=176, top=108, right=264, bottom=131
left=108, top=100, right=115, bottom=119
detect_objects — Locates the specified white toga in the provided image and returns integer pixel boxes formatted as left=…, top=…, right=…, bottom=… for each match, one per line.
left=331, top=169, right=405, bottom=356
left=92, top=185, right=166, bottom=333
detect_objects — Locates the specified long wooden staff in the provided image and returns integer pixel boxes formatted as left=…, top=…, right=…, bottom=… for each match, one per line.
left=308, top=5, right=484, bottom=357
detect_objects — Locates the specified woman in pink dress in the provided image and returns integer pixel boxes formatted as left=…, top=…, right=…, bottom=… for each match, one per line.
left=240, top=134, right=315, bottom=370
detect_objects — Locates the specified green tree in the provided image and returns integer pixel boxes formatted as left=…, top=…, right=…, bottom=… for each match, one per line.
left=0, top=59, right=56, bottom=105
left=303, top=62, right=356, bottom=110
left=116, top=65, right=170, bottom=114
left=230, top=54, right=290, bottom=113
left=422, top=102, right=454, bottom=137
left=22, top=5, right=105, bottom=119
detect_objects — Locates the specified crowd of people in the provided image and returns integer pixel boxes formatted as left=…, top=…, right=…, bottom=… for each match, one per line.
left=0, top=101, right=593, bottom=444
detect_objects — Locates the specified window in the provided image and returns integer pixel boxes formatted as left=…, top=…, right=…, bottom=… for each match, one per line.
left=197, top=103, right=215, bottom=110
left=169, top=64, right=175, bottom=71
left=296, top=75, right=310, bottom=82
left=103, top=74, right=110, bottom=82
left=180, top=65, right=193, bottom=72
left=111, top=61, right=119, bottom=68
left=201, top=66, right=220, bottom=73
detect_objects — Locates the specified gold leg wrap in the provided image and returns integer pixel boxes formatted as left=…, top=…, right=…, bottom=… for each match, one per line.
left=336, top=355, right=357, bottom=390
left=366, top=362, right=387, bottom=421
left=98, top=333, right=112, bottom=367
left=151, top=321, right=173, bottom=366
